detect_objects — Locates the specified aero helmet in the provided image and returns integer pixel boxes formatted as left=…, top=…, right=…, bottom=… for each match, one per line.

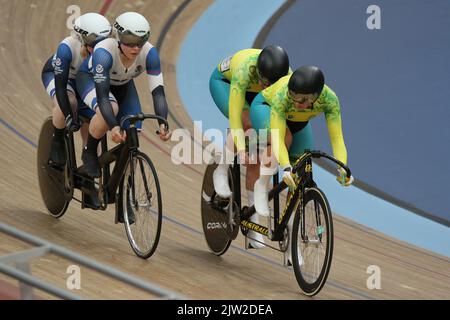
left=257, top=45, right=290, bottom=84
left=114, top=12, right=150, bottom=48
left=73, top=13, right=111, bottom=47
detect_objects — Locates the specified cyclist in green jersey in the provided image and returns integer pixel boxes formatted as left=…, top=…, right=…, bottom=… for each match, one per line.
left=250, top=66, right=354, bottom=262
left=209, top=46, right=291, bottom=249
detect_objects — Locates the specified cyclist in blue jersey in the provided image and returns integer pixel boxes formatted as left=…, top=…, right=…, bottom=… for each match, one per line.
left=76, top=12, right=171, bottom=178
left=41, top=13, right=111, bottom=167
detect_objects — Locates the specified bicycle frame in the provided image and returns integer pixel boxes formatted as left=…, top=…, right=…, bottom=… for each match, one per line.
left=234, top=150, right=351, bottom=244
left=63, top=113, right=168, bottom=210
left=201, top=149, right=348, bottom=295
left=99, top=126, right=140, bottom=206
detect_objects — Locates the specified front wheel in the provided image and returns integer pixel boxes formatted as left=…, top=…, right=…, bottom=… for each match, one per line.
left=121, top=151, right=162, bottom=259
left=292, top=187, right=334, bottom=296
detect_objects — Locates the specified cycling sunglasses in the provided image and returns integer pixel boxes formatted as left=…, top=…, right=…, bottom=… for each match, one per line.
left=259, top=77, right=271, bottom=88
left=80, top=34, right=108, bottom=48
left=288, top=90, right=318, bottom=104
left=119, top=32, right=150, bottom=48
left=256, top=69, right=272, bottom=87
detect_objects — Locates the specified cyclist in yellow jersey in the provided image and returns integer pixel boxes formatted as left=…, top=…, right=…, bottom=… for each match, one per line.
left=209, top=45, right=290, bottom=249
left=249, top=66, right=354, bottom=261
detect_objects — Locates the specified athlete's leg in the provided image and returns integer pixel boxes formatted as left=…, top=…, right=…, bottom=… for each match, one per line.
left=42, top=70, right=79, bottom=165
left=114, top=80, right=143, bottom=131
left=76, top=71, right=117, bottom=177
left=242, top=108, right=260, bottom=192
left=74, top=79, right=95, bottom=149
left=49, top=92, right=78, bottom=165
left=84, top=80, right=142, bottom=158
left=285, top=123, right=314, bottom=265
left=243, top=93, right=274, bottom=248
left=73, top=81, right=101, bottom=207
left=209, top=68, right=231, bottom=118
left=51, top=98, right=65, bottom=129
left=287, top=123, right=314, bottom=161
left=79, top=122, right=89, bottom=151
left=250, top=93, right=293, bottom=217
left=76, top=72, right=118, bottom=139
left=88, top=103, right=118, bottom=138
left=77, top=107, right=92, bottom=152
left=209, top=68, right=234, bottom=197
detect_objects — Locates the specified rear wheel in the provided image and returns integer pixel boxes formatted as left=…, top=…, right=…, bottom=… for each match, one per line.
left=37, top=117, right=71, bottom=218
left=122, top=151, right=162, bottom=259
left=201, top=163, right=236, bottom=256
left=292, top=187, right=333, bottom=296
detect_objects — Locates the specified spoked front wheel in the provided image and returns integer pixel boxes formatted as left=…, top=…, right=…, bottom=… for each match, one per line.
left=121, top=151, right=162, bottom=259
left=292, top=187, right=333, bottom=296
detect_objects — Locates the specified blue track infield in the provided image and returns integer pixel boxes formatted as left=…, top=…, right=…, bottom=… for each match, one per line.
left=262, top=0, right=450, bottom=224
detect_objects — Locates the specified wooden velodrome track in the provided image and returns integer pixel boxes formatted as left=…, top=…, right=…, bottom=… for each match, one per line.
left=0, top=0, right=449, bottom=300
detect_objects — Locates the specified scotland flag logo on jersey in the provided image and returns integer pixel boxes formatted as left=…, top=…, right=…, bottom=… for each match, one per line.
left=95, top=64, right=104, bottom=74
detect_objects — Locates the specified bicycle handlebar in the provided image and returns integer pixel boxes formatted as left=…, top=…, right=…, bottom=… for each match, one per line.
left=119, top=113, right=169, bottom=131
left=242, top=150, right=352, bottom=219
left=292, top=150, right=352, bottom=178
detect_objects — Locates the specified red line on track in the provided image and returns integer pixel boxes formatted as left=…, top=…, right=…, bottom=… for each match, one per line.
left=99, top=0, right=113, bottom=15
left=0, top=280, right=44, bottom=300
left=0, top=280, right=20, bottom=300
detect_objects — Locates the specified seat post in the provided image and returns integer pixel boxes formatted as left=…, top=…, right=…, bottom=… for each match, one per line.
left=233, top=156, right=241, bottom=209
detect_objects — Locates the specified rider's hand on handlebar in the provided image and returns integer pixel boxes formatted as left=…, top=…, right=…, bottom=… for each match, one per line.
left=157, top=124, right=171, bottom=141
left=282, top=166, right=297, bottom=191
left=111, top=126, right=126, bottom=144
left=65, top=115, right=80, bottom=133
left=337, top=167, right=354, bottom=187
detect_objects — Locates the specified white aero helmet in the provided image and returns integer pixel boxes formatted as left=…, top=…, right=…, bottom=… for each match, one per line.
left=73, top=13, right=112, bottom=47
left=114, top=12, right=150, bottom=48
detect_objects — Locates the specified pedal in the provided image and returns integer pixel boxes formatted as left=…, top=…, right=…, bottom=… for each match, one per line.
left=117, top=201, right=136, bottom=225
left=245, top=233, right=266, bottom=250
left=283, top=249, right=303, bottom=267
left=47, top=160, right=64, bottom=172
left=245, top=236, right=251, bottom=250
left=283, top=252, right=293, bottom=267
left=126, top=207, right=136, bottom=225
left=216, top=196, right=231, bottom=210
left=245, top=241, right=264, bottom=250
left=82, top=192, right=101, bottom=210
left=81, top=177, right=101, bottom=210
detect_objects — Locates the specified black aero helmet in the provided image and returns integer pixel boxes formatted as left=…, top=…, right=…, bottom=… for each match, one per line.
left=288, top=66, right=325, bottom=97
left=257, top=45, right=290, bottom=84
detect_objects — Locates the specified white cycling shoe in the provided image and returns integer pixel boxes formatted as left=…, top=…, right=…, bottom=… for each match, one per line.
left=213, top=164, right=232, bottom=198
left=254, top=177, right=270, bottom=217
left=245, top=213, right=266, bottom=249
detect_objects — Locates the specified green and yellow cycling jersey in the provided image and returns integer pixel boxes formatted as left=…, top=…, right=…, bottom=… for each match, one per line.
left=217, top=48, right=263, bottom=152
left=262, top=75, right=348, bottom=168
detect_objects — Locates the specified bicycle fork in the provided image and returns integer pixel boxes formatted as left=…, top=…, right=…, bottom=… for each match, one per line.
left=125, top=127, right=153, bottom=210
left=300, top=196, right=324, bottom=246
